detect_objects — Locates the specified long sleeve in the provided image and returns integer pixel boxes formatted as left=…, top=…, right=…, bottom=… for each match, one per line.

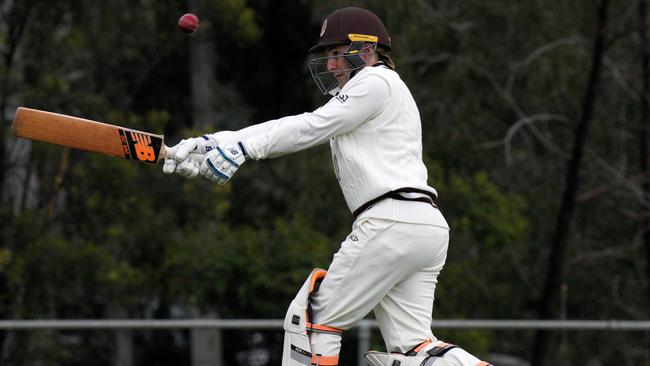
left=241, top=74, right=390, bottom=160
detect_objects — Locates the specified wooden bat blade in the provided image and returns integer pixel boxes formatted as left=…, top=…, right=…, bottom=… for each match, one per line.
left=11, top=107, right=167, bottom=163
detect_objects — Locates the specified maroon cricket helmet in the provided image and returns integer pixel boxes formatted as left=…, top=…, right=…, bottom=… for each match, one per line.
left=309, top=7, right=391, bottom=53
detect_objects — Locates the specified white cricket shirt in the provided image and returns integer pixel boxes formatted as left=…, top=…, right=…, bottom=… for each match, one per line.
left=217, top=66, right=445, bottom=226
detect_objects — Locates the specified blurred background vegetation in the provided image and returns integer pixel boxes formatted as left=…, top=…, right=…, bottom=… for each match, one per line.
left=1, top=0, right=648, bottom=365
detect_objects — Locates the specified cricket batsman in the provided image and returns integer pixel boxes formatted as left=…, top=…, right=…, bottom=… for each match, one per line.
left=164, top=6, right=493, bottom=366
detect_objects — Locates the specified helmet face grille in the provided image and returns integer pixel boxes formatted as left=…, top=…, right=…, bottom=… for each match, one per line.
left=307, top=42, right=376, bottom=95
left=307, top=54, right=368, bottom=95
left=307, top=55, right=344, bottom=95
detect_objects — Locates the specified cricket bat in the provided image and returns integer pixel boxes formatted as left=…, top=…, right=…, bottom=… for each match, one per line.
left=11, top=107, right=167, bottom=164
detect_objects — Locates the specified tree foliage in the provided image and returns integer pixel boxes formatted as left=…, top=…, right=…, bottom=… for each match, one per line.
left=1, top=0, right=648, bottom=365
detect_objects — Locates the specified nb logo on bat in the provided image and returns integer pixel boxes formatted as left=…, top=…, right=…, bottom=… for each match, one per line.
left=119, top=129, right=161, bottom=164
left=130, top=132, right=156, bottom=162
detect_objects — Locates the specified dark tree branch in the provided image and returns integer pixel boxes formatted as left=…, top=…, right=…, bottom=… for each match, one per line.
left=531, top=0, right=610, bottom=365
left=638, top=0, right=650, bottom=315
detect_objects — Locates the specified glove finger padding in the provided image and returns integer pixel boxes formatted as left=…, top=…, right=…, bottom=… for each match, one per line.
left=200, top=144, right=246, bottom=184
left=175, top=153, right=204, bottom=178
left=170, top=138, right=198, bottom=161
left=176, top=160, right=199, bottom=178
left=163, top=136, right=219, bottom=177
left=162, top=145, right=180, bottom=174
left=163, top=158, right=178, bottom=175
left=163, top=138, right=198, bottom=175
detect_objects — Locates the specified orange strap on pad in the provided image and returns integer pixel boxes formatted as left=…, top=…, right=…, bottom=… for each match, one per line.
left=283, top=268, right=342, bottom=366
left=311, top=354, right=339, bottom=365
left=405, top=339, right=433, bottom=356
left=308, top=269, right=327, bottom=294
left=307, top=322, right=344, bottom=335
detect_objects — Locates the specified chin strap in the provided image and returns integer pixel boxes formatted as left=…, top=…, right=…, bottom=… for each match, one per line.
left=343, top=33, right=378, bottom=79
left=343, top=41, right=368, bottom=70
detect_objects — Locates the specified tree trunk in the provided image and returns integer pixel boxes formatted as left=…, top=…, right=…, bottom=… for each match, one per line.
left=114, top=329, right=134, bottom=366
left=191, top=320, right=224, bottom=366
left=0, top=2, right=32, bottom=362
left=188, top=0, right=224, bottom=364
left=190, top=309, right=223, bottom=366
left=531, top=1, right=609, bottom=365
left=0, top=1, right=31, bottom=191
left=639, top=0, right=650, bottom=316
left=189, top=2, right=219, bottom=129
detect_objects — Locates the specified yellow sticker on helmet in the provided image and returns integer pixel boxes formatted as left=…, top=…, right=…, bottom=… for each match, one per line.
left=348, top=34, right=379, bottom=43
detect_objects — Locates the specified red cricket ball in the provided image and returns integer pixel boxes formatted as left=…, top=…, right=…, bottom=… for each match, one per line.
left=178, top=13, right=199, bottom=33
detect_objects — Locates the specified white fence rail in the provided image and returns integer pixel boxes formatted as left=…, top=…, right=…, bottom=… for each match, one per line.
left=1, top=318, right=649, bottom=330
left=1, top=319, right=648, bottom=366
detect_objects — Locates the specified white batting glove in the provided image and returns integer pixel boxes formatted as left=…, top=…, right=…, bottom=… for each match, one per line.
left=200, top=142, right=248, bottom=184
left=163, top=135, right=219, bottom=178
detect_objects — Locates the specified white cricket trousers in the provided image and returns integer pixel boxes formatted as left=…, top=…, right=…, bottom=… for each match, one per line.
left=310, top=216, right=449, bottom=356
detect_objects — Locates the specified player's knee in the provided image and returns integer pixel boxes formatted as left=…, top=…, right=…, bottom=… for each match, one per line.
left=282, top=268, right=343, bottom=366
